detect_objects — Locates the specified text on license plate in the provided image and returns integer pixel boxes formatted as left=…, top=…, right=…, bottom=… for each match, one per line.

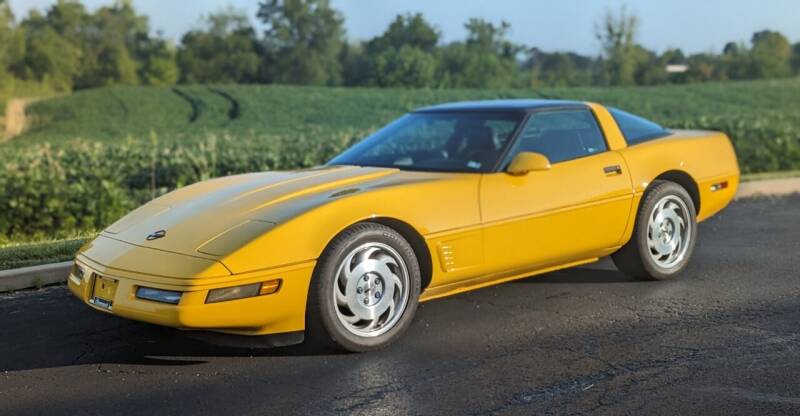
left=90, top=275, right=118, bottom=310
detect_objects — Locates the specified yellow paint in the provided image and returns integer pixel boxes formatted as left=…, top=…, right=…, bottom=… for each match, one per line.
left=70, top=103, right=739, bottom=337
left=506, top=151, right=552, bottom=174
left=480, top=151, right=633, bottom=274
left=587, top=103, right=628, bottom=151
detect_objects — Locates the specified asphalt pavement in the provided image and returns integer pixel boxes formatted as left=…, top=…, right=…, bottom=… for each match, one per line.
left=1, top=195, right=799, bottom=416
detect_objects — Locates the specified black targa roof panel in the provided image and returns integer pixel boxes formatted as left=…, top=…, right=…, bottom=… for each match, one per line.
left=414, top=99, right=588, bottom=113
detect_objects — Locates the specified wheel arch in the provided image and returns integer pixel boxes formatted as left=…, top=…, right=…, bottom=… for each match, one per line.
left=653, top=170, right=701, bottom=213
left=363, top=217, right=433, bottom=291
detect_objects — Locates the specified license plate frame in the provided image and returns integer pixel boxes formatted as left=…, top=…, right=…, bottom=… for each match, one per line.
left=90, top=275, right=118, bottom=311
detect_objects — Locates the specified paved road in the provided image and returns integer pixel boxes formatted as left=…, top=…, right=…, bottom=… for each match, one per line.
left=1, top=195, right=799, bottom=415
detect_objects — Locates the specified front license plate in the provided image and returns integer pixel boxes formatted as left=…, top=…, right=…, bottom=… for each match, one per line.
left=90, top=275, right=118, bottom=310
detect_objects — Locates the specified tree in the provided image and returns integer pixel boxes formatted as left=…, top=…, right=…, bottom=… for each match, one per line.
left=720, top=41, right=750, bottom=80
left=8, top=0, right=182, bottom=89
left=595, top=6, right=640, bottom=86
left=258, top=0, right=345, bottom=85
left=723, top=42, right=740, bottom=56
left=633, top=46, right=668, bottom=85
left=793, top=43, right=800, bottom=75
left=178, top=8, right=261, bottom=83
left=370, top=45, right=437, bottom=88
left=0, top=0, right=24, bottom=82
left=137, top=35, right=178, bottom=85
left=95, top=44, right=138, bottom=86
left=749, top=30, right=791, bottom=78
left=659, top=48, right=688, bottom=83
left=439, top=19, right=519, bottom=88
left=340, top=41, right=370, bottom=86
left=662, top=48, right=686, bottom=65
left=10, top=0, right=176, bottom=89
left=357, top=13, right=440, bottom=88
left=17, top=11, right=80, bottom=90
left=31, top=0, right=153, bottom=88
left=525, top=48, right=596, bottom=87
left=45, top=0, right=90, bottom=46
left=685, top=53, right=722, bottom=83
left=464, top=19, right=517, bottom=57
left=527, top=51, right=576, bottom=87
left=80, top=0, right=148, bottom=86
left=365, top=13, right=438, bottom=54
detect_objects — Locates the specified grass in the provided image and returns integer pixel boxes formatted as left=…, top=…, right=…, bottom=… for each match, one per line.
left=0, top=237, right=89, bottom=270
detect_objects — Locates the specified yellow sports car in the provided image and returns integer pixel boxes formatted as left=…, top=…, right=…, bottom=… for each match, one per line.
left=69, top=100, right=739, bottom=351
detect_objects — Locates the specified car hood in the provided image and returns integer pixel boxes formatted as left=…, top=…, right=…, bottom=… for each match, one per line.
left=102, top=165, right=400, bottom=258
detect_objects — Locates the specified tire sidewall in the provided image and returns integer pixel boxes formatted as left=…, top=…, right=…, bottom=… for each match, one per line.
left=311, top=224, right=421, bottom=352
left=636, top=182, right=698, bottom=280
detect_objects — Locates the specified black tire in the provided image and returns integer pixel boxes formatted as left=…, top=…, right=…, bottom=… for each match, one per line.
left=612, top=180, right=698, bottom=281
left=306, top=222, right=421, bottom=352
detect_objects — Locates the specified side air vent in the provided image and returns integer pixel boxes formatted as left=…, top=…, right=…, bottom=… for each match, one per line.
left=435, top=232, right=483, bottom=273
left=438, top=244, right=457, bottom=272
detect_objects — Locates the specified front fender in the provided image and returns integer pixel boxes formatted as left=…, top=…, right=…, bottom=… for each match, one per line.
left=217, top=172, right=481, bottom=274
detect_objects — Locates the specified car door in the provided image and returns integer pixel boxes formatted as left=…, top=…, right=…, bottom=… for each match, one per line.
left=480, top=108, right=633, bottom=273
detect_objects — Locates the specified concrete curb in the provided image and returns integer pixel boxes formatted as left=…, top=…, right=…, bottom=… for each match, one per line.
left=0, top=177, right=798, bottom=293
left=736, top=177, right=800, bottom=199
left=0, top=261, right=72, bottom=293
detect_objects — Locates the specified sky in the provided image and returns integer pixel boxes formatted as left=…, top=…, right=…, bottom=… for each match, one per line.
left=9, top=0, right=800, bottom=56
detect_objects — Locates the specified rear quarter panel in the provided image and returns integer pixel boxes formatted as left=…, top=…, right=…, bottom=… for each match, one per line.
left=619, top=130, right=740, bottom=224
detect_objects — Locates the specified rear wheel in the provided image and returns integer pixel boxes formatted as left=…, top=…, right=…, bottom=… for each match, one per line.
left=612, top=180, right=698, bottom=280
left=306, top=222, right=421, bottom=352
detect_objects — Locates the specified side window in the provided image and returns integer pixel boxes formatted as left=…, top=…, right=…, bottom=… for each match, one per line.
left=609, top=108, right=670, bottom=145
left=508, top=109, right=608, bottom=164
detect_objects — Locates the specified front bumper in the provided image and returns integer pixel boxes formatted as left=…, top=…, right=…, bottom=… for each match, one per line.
left=68, top=254, right=315, bottom=336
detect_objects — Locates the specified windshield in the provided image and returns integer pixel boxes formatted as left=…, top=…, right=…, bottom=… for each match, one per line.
left=328, top=112, right=524, bottom=173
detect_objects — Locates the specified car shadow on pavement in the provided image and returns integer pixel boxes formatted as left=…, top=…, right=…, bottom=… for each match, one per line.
left=0, top=261, right=639, bottom=373
left=522, top=268, right=638, bottom=284
left=0, top=288, right=347, bottom=373
left=516, top=257, right=639, bottom=284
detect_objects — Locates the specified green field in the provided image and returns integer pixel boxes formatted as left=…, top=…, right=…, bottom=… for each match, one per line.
left=2, top=79, right=800, bottom=269
left=16, top=80, right=800, bottom=147
left=14, top=80, right=800, bottom=174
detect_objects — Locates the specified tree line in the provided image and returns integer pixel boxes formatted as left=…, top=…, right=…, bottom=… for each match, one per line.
left=1, top=0, right=799, bottom=93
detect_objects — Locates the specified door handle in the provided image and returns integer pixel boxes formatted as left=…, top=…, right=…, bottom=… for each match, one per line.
left=603, top=165, right=623, bottom=175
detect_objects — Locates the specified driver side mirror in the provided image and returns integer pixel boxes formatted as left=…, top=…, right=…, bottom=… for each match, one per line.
left=506, top=152, right=551, bottom=175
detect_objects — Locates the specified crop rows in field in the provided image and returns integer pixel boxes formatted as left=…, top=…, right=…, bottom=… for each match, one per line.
left=15, top=79, right=800, bottom=146
left=2, top=79, right=800, bottom=243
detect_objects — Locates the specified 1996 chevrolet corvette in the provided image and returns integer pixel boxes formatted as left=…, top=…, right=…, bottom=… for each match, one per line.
left=69, top=100, right=739, bottom=351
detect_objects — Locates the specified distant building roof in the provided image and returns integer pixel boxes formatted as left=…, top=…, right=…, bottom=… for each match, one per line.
left=666, top=64, right=690, bottom=73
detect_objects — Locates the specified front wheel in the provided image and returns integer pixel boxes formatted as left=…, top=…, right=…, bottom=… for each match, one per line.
left=306, top=222, right=421, bottom=352
left=612, top=180, right=698, bottom=280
